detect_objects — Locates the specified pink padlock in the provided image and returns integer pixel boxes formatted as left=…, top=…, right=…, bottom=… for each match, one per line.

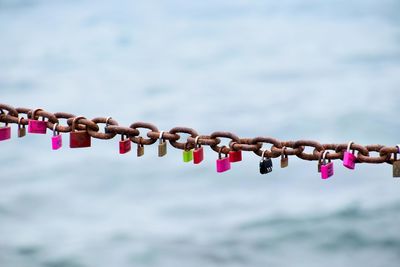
left=28, top=108, right=47, bottom=134
left=51, top=123, right=62, bottom=150
left=343, top=141, right=356, bottom=169
left=216, top=146, right=231, bottom=173
left=0, top=123, right=11, bottom=141
left=321, top=151, right=334, bottom=179
left=0, top=110, right=11, bottom=141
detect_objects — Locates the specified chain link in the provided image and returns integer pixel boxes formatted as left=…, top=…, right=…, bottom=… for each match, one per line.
left=0, top=103, right=398, bottom=165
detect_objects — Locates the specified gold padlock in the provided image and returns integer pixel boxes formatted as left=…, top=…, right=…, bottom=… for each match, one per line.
left=18, top=117, right=26, bottom=138
left=393, top=145, right=400, bottom=178
left=137, top=137, right=144, bottom=157
left=280, top=146, right=289, bottom=168
left=158, top=131, right=167, bottom=157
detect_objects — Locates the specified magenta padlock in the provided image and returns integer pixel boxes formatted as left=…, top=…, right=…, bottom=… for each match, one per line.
left=28, top=108, right=47, bottom=134
left=321, top=151, right=334, bottom=179
left=51, top=123, right=62, bottom=150
left=216, top=147, right=231, bottom=173
left=0, top=110, right=11, bottom=141
left=343, top=141, right=356, bottom=170
left=0, top=123, right=11, bottom=141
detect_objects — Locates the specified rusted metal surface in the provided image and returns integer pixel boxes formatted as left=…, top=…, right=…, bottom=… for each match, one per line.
left=0, top=103, right=398, bottom=165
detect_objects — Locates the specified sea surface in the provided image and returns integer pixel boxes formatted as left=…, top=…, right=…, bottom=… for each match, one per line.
left=1, top=0, right=400, bottom=266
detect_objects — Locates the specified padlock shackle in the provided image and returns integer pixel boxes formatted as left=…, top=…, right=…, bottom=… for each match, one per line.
left=194, top=136, right=201, bottom=148
left=18, top=117, right=24, bottom=127
left=30, top=108, right=44, bottom=120
left=347, top=141, right=354, bottom=152
left=71, top=116, right=86, bottom=132
left=184, top=141, right=191, bottom=151
left=105, top=117, right=112, bottom=126
left=218, top=146, right=228, bottom=159
left=53, top=123, right=59, bottom=136
left=322, top=150, right=330, bottom=163
left=0, top=109, right=8, bottom=126
left=261, top=150, right=268, bottom=160
left=158, top=131, right=165, bottom=144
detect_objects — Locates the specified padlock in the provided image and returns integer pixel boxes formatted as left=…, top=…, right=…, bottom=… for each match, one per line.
left=393, top=145, right=400, bottom=178
left=193, top=136, right=204, bottom=164
left=280, top=146, right=288, bottom=168
left=51, top=123, right=62, bottom=150
left=321, top=151, right=334, bottom=179
left=18, top=117, right=26, bottom=138
left=69, top=116, right=91, bottom=148
left=229, top=142, right=242, bottom=162
left=183, top=146, right=193, bottom=162
left=158, top=131, right=167, bottom=157
left=216, top=147, right=231, bottom=173
left=28, top=108, right=47, bottom=134
left=229, top=150, right=242, bottom=162
left=260, top=150, right=273, bottom=174
left=0, top=122, right=11, bottom=141
left=119, top=134, right=131, bottom=154
left=343, top=141, right=356, bottom=170
left=137, top=137, right=144, bottom=157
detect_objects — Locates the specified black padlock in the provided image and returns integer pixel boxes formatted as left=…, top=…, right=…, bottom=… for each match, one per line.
left=260, top=150, right=273, bottom=174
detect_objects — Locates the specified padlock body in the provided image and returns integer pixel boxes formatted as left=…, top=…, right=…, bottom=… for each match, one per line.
left=260, top=159, right=273, bottom=174
left=0, top=126, right=11, bottom=141
left=18, top=126, right=26, bottom=138
left=229, top=150, right=242, bottom=162
left=321, top=162, right=334, bottom=179
left=70, top=131, right=91, bottom=148
left=28, top=119, right=47, bottom=134
left=52, top=134, right=62, bottom=150
left=343, top=152, right=356, bottom=169
left=193, top=147, right=204, bottom=164
left=281, top=157, right=288, bottom=168
left=119, top=139, right=131, bottom=154
left=393, top=161, right=400, bottom=178
left=216, top=157, right=231, bottom=173
left=158, top=141, right=167, bottom=157
left=137, top=145, right=144, bottom=157
left=183, top=149, right=193, bottom=162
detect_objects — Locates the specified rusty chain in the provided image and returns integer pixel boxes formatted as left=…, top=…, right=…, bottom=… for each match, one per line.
left=0, top=103, right=399, bottom=165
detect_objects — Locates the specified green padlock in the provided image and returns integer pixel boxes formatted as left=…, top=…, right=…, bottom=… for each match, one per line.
left=183, top=149, right=193, bottom=162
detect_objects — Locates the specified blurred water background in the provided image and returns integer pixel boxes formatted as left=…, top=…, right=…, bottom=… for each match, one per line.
left=1, top=0, right=400, bottom=266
